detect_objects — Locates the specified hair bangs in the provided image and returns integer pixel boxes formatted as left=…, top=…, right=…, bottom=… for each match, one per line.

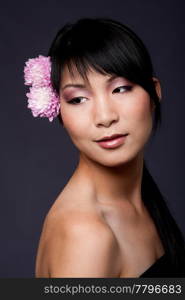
left=61, top=56, right=109, bottom=84
left=53, top=20, right=147, bottom=90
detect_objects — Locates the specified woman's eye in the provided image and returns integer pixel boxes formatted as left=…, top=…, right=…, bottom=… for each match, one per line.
left=67, top=86, right=133, bottom=104
left=113, top=85, right=133, bottom=94
left=68, top=97, right=87, bottom=105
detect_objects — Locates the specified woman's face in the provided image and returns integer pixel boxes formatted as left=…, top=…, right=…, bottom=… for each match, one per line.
left=59, top=65, right=160, bottom=167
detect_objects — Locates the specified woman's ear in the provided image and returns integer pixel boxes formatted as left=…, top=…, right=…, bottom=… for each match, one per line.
left=152, top=77, right=162, bottom=101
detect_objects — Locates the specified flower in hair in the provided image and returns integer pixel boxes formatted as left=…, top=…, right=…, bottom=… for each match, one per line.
left=26, top=86, right=60, bottom=122
left=24, top=55, right=60, bottom=122
left=24, top=55, right=51, bottom=87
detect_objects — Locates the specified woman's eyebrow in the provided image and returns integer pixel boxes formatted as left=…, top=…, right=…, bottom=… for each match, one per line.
left=61, top=83, right=86, bottom=91
left=61, top=75, right=120, bottom=91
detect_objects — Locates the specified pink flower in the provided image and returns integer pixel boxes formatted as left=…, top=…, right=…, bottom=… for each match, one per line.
left=23, top=55, right=60, bottom=122
left=26, top=86, right=60, bottom=122
left=24, top=55, right=51, bottom=87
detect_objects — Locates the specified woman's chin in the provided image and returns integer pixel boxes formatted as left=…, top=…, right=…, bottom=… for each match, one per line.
left=88, top=154, right=136, bottom=168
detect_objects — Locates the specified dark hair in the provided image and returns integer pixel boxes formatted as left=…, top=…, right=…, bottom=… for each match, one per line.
left=48, top=17, right=185, bottom=274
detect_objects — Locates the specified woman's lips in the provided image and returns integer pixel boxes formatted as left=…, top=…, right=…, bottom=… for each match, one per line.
left=96, top=134, right=128, bottom=149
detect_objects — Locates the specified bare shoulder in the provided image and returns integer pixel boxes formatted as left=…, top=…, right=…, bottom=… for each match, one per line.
left=35, top=199, right=121, bottom=278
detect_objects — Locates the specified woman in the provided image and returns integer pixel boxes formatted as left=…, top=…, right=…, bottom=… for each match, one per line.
left=31, top=17, right=185, bottom=277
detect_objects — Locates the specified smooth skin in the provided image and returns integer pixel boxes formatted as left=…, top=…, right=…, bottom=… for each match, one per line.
left=35, top=65, right=163, bottom=277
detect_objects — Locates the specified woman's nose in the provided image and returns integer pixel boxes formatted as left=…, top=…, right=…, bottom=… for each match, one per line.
left=93, top=98, right=119, bottom=127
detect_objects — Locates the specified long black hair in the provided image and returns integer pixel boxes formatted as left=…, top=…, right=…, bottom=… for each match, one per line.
left=48, top=17, right=185, bottom=274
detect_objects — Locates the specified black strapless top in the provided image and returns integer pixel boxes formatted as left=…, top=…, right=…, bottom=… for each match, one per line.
left=139, top=253, right=185, bottom=277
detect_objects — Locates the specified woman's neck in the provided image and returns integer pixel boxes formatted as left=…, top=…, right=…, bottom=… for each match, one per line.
left=73, top=150, right=145, bottom=214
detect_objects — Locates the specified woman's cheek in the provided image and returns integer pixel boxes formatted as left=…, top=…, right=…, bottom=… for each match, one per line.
left=125, top=92, right=152, bottom=123
left=61, top=111, right=87, bottom=140
left=60, top=103, right=77, bottom=128
left=124, top=96, right=153, bottom=144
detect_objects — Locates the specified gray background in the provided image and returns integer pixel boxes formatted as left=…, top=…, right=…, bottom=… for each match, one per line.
left=0, top=0, right=185, bottom=277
